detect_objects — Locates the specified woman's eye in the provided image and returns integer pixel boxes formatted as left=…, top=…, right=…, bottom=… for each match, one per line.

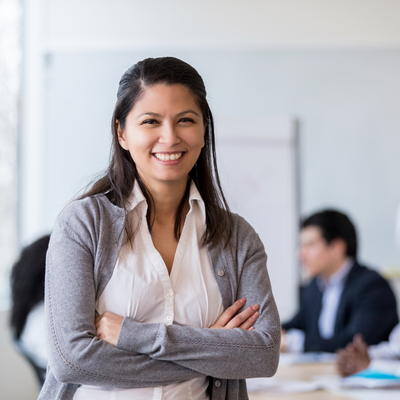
left=179, top=118, right=194, bottom=123
left=141, top=119, right=159, bottom=125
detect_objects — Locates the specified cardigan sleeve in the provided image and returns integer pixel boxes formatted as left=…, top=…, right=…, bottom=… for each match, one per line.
left=45, top=213, right=202, bottom=387
left=116, top=218, right=281, bottom=379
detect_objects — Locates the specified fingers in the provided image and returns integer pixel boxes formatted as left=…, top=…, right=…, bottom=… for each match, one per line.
left=353, top=333, right=364, bottom=342
left=225, top=304, right=259, bottom=330
left=94, top=312, right=124, bottom=346
left=94, top=312, right=108, bottom=329
left=239, top=306, right=259, bottom=330
left=94, top=312, right=120, bottom=333
left=346, top=342, right=354, bottom=351
left=353, top=334, right=368, bottom=352
left=214, top=298, right=247, bottom=327
left=336, top=350, right=354, bottom=377
left=336, top=349, right=351, bottom=377
left=336, top=350, right=345, bottom=376
left=280, top=330, right=287, bottom=352
left=209, top=299, right=260, bottom=330
left=336, top=335, right=371, bottom=378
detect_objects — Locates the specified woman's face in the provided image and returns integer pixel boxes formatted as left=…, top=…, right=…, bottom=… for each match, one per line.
left=117, top=84, right=205, bottom=190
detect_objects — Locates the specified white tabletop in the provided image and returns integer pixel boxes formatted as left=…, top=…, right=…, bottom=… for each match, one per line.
left=247, top=358, right=400, bottom=400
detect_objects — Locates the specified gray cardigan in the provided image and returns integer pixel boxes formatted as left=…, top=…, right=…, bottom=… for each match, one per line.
left=38, top=194, right=280, bottom=400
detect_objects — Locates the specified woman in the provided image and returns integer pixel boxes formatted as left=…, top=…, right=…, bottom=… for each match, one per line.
left=39, top=57, right=280, bottom=400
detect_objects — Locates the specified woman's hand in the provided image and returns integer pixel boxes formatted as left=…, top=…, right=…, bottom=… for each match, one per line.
left=95, top=311, right=124, bottom=346
left=210, top=298, right=259, bottom=330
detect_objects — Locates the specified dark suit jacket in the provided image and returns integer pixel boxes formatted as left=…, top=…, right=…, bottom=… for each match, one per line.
left=282, top=262, right=399, bottom=352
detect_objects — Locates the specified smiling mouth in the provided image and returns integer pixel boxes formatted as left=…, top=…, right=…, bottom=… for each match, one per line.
left=153, top=152, right=184, bottom=161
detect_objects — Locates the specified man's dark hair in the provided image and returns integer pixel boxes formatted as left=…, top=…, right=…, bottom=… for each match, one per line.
left=301, top=209, right=358, bottom=258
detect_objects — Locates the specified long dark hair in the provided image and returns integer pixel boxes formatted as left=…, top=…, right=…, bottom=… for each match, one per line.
left=10, top=235, right=50, bottom=339
left=80, top=57, right=232, bottom=247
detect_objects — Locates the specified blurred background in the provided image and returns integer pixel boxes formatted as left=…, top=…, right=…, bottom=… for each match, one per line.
left=1, top=0, right=400, bottom=398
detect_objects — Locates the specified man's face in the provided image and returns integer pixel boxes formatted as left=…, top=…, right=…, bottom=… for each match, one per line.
left=299, top=226, right=336, bottom=278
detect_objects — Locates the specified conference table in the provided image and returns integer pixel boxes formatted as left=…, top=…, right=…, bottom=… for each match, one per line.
left=247, top=360, right=400, bottom=400
left=248, top=362, right=350, bottom=400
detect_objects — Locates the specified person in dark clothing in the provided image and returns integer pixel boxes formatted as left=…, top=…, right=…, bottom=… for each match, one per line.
left=282, top=209, right=398, bottom=353
left=10, top=235, right=50, bottom=386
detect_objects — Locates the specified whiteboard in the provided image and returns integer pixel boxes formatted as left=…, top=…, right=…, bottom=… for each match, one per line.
left=215, top=117, right=299, bottom=320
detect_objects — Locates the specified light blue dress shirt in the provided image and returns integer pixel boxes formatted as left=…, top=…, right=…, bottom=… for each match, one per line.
left=317, top=258, right=354, bottom=339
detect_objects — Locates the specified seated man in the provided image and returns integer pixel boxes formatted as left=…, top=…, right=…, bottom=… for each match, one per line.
left=282, top=209, right=398, bottom=353
left=337, top=324, right=400, bottom=376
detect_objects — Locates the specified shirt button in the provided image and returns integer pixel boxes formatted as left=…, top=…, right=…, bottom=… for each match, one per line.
left=214, top=380, right=221, bottom=387
left=218, top=270, right=225, bottom=277
left=166, top=291, right=174, bottom=298
left=166, top=315, right=173, bottom=321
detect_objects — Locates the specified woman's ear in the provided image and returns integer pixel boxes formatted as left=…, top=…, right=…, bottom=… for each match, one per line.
left=116, top=120, right=128, bottom=150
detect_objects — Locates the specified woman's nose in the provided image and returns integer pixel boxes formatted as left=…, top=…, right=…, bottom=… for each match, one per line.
left=159, top=123, right=180, bottom=146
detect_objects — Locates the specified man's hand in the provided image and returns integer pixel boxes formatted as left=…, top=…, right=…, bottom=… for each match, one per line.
left=280, top=329, right=287, bottom=352
left=336, top=334, right=371, bottom=377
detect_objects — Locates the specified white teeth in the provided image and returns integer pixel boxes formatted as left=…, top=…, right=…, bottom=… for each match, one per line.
left=154, top=152, right=183, bottom=161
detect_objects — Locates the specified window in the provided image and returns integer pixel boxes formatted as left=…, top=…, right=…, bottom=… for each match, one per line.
left=0, top=0, right=21, bottom=308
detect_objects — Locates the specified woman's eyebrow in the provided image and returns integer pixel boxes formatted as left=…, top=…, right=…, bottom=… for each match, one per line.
left=136, top=112, right=161, bottom=120
left=177, top=110, right=200, bottom=117
left=136, top=110, right=200, bottom=120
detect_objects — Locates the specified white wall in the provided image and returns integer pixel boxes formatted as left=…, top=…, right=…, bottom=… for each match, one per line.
left=0, top=310, right=38, bottom=400
left=44, top=0, right=400, bottom=50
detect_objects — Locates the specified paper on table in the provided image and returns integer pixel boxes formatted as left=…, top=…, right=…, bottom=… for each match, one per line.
left=330, top=389, right=400, bottom=400
left=310, top=374, right=400, bottom=399
left=341, top=368, right=400, bottom=389
left=279, top=352, right=337, bottom=366
left=246, top=377, right=321, bottom=393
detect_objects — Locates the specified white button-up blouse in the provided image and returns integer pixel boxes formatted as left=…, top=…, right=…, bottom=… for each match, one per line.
left=74, top=181, right=224, bottom=400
